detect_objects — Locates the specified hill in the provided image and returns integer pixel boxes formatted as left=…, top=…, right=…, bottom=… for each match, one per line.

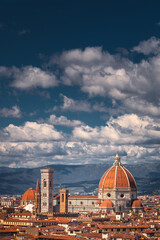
left=0, top=162, right=160, bottom=196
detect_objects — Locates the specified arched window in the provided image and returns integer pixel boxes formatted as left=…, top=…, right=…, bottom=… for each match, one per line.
left=62, top=194, right=64, bottom=202
left=43, top=179, right=47, bottom=188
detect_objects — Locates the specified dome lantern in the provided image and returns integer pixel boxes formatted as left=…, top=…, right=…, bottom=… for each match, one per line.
left=113, top=150, right=121, bottom=166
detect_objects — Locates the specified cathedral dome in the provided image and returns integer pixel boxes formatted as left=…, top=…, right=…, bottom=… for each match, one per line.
left=100, top=199, right=113, bottom=208
left=22, top=188, right=36, bottom=201
left=132, top=199, right=143, bottom=208
left=99, top=152, right=136, bottom=191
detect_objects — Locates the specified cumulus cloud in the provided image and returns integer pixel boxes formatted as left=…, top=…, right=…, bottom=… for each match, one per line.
left=0, top=141, right=66, bottom=168
left=1, top=37, right=160, bottom=167
left=60, top=95, right=91, bottom=112
left=0, top=106, right=21, bottom=118
left=48, top=39, right=160, bottom=118
left=0, top=65, right=58, bottom=89
left=51, top=95, right=110, bottom=113
left=45, top=114, right=84, bottom=127
left=1, top=37, right=160, bottom=117
left=3, top=122, right=63, bottom=142
left=0, top=114, right=160, bottom=167
left=132, top=37, right=160, bottom=55
left=0, top=121, right=66, bottom=167
left=124, top=97, right=160, bottom=117
left=0, top=66, right=12, bottom=77
left=73, top=114, right=160, bottom=145
left=49, top=47, right=135, bottom=98
left=11, top=66, right=58, bottom=89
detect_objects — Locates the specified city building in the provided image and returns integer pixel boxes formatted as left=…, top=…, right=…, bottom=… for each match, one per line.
left=21, top=152, right=142, bottom=214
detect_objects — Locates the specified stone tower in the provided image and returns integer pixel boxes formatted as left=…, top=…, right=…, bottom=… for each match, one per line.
left=41, top=168, right=54, bottom=213
left=35, top=179, right=41, bottom=214
left=60, top=189, right=68, bottom=213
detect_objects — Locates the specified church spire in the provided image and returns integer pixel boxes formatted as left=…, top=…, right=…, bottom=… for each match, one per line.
left=35, top=178, right=41, bottom=214
left=36, top=179, right=40, bottom=192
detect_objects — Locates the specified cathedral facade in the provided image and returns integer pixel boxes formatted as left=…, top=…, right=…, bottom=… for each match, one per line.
left=22, top=152, right=143, bottom=214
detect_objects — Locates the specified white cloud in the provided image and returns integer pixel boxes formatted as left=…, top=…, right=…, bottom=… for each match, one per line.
left=51, top=47, right=103, bottom=66
left=61, top=95, right=92, bottom=112
left=51, top=95, right=110, bottom=113
left=73, top=114, right=160, bottom=145
left=0, top=66, right=12, bottom=77
left=45, top=114, right=84, bottom=127
left=0, top=65, right=58, bottom=89
left=0, top=106, right=21, bottom=118
left=11, top=66, right=58, bottom=89
left=48, top=40, right=160, bottom=117
left=124, top=97, right=160, bottom=117
left=132, top=37, right=160, bottom=55
left=1, top=37, right=160, bottom=117
left=0, top=141, right=66, bottom=168
left=0, top=114, right=160, bottom=167
left=4, top=121, right=63, bottom=142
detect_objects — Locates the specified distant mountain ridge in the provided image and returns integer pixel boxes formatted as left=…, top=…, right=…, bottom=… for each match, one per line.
left=0, top=162, right=160, bottom=196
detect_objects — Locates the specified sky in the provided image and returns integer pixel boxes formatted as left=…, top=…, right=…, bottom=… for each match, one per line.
left=0, top=0, right=160, bottom=168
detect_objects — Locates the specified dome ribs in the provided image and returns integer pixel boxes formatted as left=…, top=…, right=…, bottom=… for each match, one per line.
left=123, top=167, right=137, bottom=189
left=22, top=189, right=36, bottom=201
left=103, top=167, right=115, bottom=188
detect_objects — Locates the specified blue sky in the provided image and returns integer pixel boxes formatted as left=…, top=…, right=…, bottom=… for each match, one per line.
left=0, top=0, right=160, bottom=168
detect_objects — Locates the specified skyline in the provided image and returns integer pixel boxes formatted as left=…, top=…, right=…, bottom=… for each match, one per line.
left=0, top=0, right=160, bottom=168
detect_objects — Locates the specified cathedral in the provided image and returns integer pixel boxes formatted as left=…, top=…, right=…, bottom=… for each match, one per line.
left=21, top=152, right=143, bottom=214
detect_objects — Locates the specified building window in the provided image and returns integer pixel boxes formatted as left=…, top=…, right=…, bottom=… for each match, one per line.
left=62, top=194, right=64, bottom=202
left=80, top=201, right=83, bottom=205
left=43, top=180, right=47, bottom=188
left=43, top=193, right=47, bottom=197
left=49, top=181, right=52, bottom=188
left=107, top=193, right=111, bottom=197
left=92, top=202, right=94, bottom=205
left=120, top=193, right=124, bottom=198
left=69, top=201, right=72, bottom=205
left=43, top=202, right=47, bottom=206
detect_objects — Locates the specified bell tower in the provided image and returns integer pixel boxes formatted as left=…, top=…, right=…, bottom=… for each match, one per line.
left=60, top=189, right=68, bottom=213
left=41, top=168, right=54, bottom=213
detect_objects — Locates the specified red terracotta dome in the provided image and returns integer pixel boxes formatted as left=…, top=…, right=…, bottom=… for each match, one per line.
left=132, top=200, right=143, bottom=208
left=99, top=152, right=136, bottom=190
left=22, top=188, right=36, bottom=201
left=100, top=199, right=114, bottom=208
